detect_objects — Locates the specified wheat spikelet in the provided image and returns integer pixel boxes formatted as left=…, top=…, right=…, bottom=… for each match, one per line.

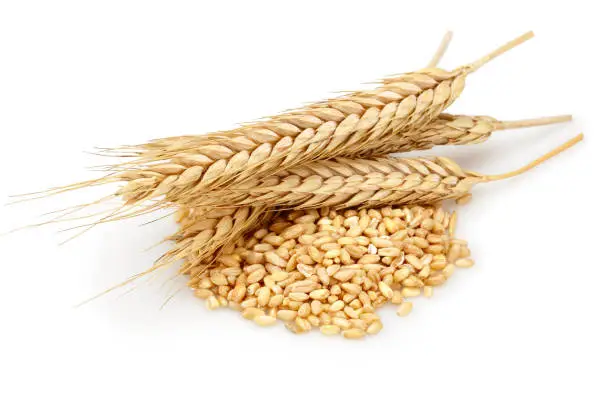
left=83, top=32, right=534, bottom=214
left=169, top=134, right=582, bottom=210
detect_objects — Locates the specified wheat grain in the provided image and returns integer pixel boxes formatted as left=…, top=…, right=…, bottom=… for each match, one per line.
left=320, top=325, right=341, bottom=335
left=455, top=258, right=475, bottom=268
left=397, top=302, right=414, bottom=317
left=254, top=315, right=277, bottom=327
left=342, top=328, right=366, bottom=339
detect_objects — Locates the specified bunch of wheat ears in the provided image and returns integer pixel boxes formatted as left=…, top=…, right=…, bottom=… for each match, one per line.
left=21, top=31, right=583, bottom=338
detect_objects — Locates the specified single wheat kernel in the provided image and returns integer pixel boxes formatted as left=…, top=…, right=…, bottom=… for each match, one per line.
left=401, top=287, right=421, bottom=297
left=241, top=298, right=257, bottom=308
left=309, top=288, right=329, bottom=300
left=282, top=224, right=305, bottom=240
left=276, top=310, right=298, bottom=322
left=406, top=254, right=424, bottom=270
left=424, top=286, right=433, bottom=298
left=268, top=293, right=284, bottom=307
left=295, top=317, right=312, bottom=332
left=206, top=296, right=221, bottom=310
left=378, top=281, right=393, bottom=299
left=391, top=290, right=403, bottom=305
left=341, top=283, right=362, bottom=295
left=426, top=275, right=446, bottom=286
left=254, top=315, right=277, bottom=327
left=329, top=300, right=345, bottom=312
left=298, top=302, right=311, bottom=318
left=319, top=312, right=331, bottom=324
left=378, top=247, right=401, bottom=257
left=320, top=325, right=341, bottom=335
left=342, top=328, right=366, bottom=339
left=242, top=307, right=265, bottom=320
left=449, top=211, right=457, bottom=237
left=366, top=320, right=383, bottom=335
left=350, top=319, right=368, bottom=331
left=418, top=265, right=431, bottom=278
left=359, top=254, right=381, bottom=264
left=311, top=300, right=323, bottom=315
left=264, top=251, right=287, bottom=267
left=307, top=315, right=321, bottom=327
left=333, top=269, right=355, bottom=282
left=330, top=285, right=342, bottom=296
left=221, top=266, right=242, bottom=276
left=332, top=317, right=352, bottom=330
left=397, top=302, right=413, bottom=317
left=430, top=257, right=447, bottom=270
left=344, top=306, right=360, bottom=319
left=442, top=264, right=455, bottom=278
left=455, top=258, right=475, bottom=268
left=210, top=272, right=228, bottom=286
left=371, top=237, right=393, bottom=248
left=247, top=269, right=266, bottom=284
left=289, top=292, right=309, bottom=302
left=194, top=289, right=213, bottom=299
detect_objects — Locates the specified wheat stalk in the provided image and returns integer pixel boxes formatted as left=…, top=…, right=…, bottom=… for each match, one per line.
left=169, top=134, right=582, bottom=210
left=82, top=32, right=534, bottom=213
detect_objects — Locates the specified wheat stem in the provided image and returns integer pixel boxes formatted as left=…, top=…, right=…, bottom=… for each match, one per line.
left=466, top=31, right=534, bottom=73
left=427, top=31, right=453, bottom=68
left=484, top=134, right=583, bottom=181
left=494, top=114, right=572, bottom=130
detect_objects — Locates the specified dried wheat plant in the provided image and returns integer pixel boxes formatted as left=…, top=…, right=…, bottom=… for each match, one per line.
left=28, top=32, right=536, bottom=226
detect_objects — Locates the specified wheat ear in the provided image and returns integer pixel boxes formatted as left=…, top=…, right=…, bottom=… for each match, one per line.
left=178, top=134, right=581, bottom=210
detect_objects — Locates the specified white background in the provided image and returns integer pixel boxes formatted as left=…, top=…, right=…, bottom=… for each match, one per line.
left=1, top=1, right=610, bottom=407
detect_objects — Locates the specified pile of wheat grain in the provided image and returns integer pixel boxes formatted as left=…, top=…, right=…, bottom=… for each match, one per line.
left=27, top=31, right=583, bottom=338
left=183, top=205, right=471, bottom=338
